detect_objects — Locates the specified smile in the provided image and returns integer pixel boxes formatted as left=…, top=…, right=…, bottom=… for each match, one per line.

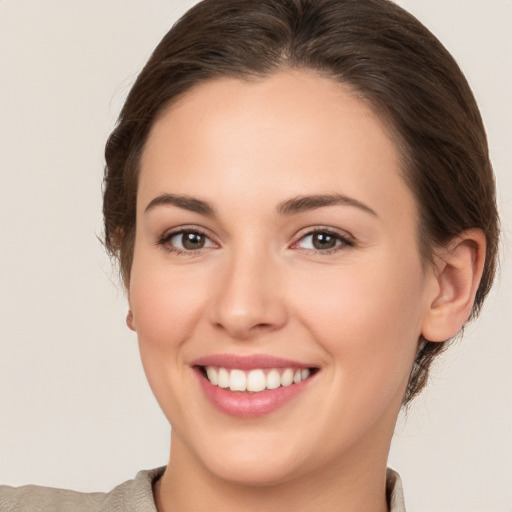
left=192, top=355, right=318, bottom=418
left=202, top=366, right=312, bottom=393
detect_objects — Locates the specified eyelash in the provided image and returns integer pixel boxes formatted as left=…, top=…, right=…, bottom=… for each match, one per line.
left=156, top=227, right=355, bottom=256
left=156, top=226, right=216, bottom=255
left=291, top=228, right=355, bottom=255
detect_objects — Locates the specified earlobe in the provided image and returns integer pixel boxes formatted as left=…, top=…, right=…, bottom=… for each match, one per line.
left=421, top=229, right=486, bottom=342
left=126, top=309, right=136, bottom=331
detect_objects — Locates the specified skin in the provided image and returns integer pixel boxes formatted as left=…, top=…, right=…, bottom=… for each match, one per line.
left=127, top=69, right=485, bottom=512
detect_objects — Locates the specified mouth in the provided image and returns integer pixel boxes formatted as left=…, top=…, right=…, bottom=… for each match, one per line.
left=191, top=355, right=319, bottom=418
left=197, top=365, right=317, bottom=393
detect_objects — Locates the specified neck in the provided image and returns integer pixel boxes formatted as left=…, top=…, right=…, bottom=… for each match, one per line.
left=154, top=431, right=391, bottom=512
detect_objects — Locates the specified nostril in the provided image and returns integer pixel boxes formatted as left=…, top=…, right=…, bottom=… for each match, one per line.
left=253, top=322, right=274, bottom=330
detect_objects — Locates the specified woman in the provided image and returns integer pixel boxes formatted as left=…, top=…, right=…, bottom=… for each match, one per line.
left=0, top=0, right=502, bottom=510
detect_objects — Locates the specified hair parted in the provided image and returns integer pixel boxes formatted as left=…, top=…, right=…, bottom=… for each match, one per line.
left=103, top=0, right=499, bottom=404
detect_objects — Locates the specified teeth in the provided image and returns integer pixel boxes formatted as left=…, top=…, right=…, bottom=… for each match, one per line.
left=266, top=369, right=281, bottom=390
left=218, top=368, right=229, bottom=388
left=280, top=368, right=294, bottom=387
left=206, top=366, right=218, bottom=385
left=246, top=369, right=266, bottom=392
left=229, top=369, right=247, bottom=391
left=203, top=366, right=313, bottom=392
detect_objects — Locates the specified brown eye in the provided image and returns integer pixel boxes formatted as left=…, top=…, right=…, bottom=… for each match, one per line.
left=181, top=231, right=205, bottom=250
left=294, top=229, right=353, bottom=253
left=311, top=232, right=337, bottom=250
left=163, top=229, right=216, bottom=253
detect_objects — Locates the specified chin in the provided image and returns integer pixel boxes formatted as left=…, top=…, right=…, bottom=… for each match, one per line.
left=203, top=450, right=306, bottom=487
left=179, top=425, right=313, bottom=487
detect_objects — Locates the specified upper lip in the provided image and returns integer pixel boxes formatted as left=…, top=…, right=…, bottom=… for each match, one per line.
left=191, top=354, right=315, bottom=370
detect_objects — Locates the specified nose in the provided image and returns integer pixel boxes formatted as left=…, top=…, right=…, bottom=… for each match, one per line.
left=209, top=248, right=288, bottom=340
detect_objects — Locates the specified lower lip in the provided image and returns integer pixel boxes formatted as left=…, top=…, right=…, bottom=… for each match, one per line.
left=194, top=368, right=315, bottom=419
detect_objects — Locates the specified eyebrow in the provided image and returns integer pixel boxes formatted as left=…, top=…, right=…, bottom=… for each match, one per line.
left=144, top=192, right=377, bottom=218
left=278, top=193, right=378, bottom=217
left=144, top=194, right=216, bottom=216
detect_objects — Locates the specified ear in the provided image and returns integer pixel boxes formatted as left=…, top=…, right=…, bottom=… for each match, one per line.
left=421, top=229, right=486, bottom=342
left=126, top=308, right=136, bottom=331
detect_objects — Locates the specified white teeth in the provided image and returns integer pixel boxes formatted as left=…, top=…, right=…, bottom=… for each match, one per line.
left=204, top=366, right=314, bottom=392
left=206, top=366, right=218, bottom=385
left=266, top=369, right=281, bottom=390
left=218, top=368, right=229, bottom=388
left=229, top=369, right=247, bottom=391
left=280, top=368, right=294, bottom=387
left=246, top=369, right=266, bottom=392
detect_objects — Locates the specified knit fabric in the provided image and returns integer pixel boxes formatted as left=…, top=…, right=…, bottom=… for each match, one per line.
left=1, top=466, right=406, bottom=511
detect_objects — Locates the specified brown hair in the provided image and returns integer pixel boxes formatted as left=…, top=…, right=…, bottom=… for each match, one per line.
left=103, top=0, right=499, bottom=403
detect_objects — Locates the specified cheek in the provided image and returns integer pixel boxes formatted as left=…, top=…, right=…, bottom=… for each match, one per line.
left=295, top=251, right=426, bottom=400
left=130, top=260, right=208, bottom=350
left=128, top=260, right=216, bottom=432
left=128, top=254, right=212, bottom=401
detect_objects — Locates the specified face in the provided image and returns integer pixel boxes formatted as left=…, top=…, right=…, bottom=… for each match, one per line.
left=129, top=70, right=436, bottom=485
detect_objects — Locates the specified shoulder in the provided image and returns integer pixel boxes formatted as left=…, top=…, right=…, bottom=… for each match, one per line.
left=0, top=484, right=105, bottom=512
left=387, top=467, right=407, bottom=512
left=0, top=467, right=165, bottom=512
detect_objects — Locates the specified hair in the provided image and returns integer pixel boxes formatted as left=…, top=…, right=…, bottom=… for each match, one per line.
left=103, top=0, right=499, bottom=404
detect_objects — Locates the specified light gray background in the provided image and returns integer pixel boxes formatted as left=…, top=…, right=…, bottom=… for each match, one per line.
left=0, top=1, right=510, bottom=511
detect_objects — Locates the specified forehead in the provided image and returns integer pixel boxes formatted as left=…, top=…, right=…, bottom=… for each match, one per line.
left=138, top=69, right=416, bottom=222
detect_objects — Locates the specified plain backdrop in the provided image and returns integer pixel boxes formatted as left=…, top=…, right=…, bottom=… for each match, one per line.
left=0, top=1, right=510, bottom=511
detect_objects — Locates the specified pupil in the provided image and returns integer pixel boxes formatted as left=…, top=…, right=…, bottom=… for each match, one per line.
left=313, top=232, right=336, bottom=250
left=183, top=232, right=204, bottom=250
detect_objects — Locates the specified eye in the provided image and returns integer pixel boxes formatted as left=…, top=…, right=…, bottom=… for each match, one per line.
left=158, top=228, right=217, bottom=254
left=293, top=229, right=353, bottom=253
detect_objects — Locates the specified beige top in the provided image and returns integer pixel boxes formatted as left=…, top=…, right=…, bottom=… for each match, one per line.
left=0, top=467, right=406, bottom=511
